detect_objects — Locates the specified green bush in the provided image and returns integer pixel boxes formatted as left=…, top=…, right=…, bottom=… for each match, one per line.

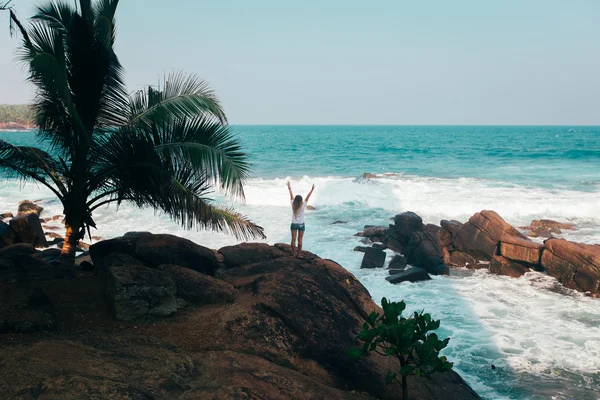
left=348, top=297, right=453, bottom=400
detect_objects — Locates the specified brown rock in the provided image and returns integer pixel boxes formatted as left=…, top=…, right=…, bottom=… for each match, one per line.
left=363, top=173, right=376, bottom=179
left=159, top=264, right=235, bottom=304
left=489, top=255, right=530, bottom=278
left=440, top=220, right=463, bottom=235
left=385, top=238, right=404, bottom=253
left=45, top=232, right=63, bottom=240
left=274, top=242, right=319, bottom=261
left=363, top=225, right=388, bottom=238
left=541, top=239, right=600, bottom=295
left=17, top=200, right=43, bottom=217
left=448, top=251, right=485, bottom=269
left=306, top=205, right=316, bottom=210
left=531, top=219, right=575, bottom=231
left=9, top=213, right=48, bottom=248
left=499, top=235, right=543, bottom=265
left=219, top=242, right=287, bottom=269
left=453, top=210, right=527, bottom=260
left=0, top=287, right=56, bottom=333
left=91, top=234, right=220, bottom=276
left=354, top=246, right=368, bottom=253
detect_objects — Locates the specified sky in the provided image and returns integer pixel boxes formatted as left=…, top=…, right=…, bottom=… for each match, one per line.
left=0, top=0, right=599, bottom=125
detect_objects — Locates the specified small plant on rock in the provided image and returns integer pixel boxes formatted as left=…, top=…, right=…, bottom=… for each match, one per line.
left=348, top=297, right=453, bottom=400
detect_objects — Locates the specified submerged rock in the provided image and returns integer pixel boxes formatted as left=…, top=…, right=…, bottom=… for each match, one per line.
left=386, top=267, right=432, bottom=284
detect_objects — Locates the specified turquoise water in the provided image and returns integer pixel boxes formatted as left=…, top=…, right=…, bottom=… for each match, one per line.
left=1, top=126, right=600, bottom=399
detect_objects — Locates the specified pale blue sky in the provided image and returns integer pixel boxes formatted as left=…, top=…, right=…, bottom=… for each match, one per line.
left=1, top=0, right=599, bottom=124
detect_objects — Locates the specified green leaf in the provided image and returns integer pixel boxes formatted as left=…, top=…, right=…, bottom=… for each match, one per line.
left=400, top=365, right=416, bottom=376
left=384, top=371, right=397, bottom=384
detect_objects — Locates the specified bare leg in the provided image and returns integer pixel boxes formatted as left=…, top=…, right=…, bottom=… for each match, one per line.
left=291, top=229, right=298, bottom=256
left=298, top=230, right=305, bottom=257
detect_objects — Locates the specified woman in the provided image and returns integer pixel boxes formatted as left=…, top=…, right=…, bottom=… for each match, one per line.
left=286, top=181, right=315, bottom=257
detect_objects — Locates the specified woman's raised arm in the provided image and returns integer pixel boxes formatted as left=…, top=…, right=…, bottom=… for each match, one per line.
left=286, top=181, right=294, bottom=200
left=305, top=184, right=316, bottom=202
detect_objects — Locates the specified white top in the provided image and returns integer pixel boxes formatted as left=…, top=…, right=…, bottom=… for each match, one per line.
left=291, top=200, right=307, bottom=224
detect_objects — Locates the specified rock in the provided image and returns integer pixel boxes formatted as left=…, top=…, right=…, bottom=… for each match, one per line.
left=1, top=212, right=14, bottom=219
left=331, top=220, right=347, bottom=224
left=0, top=287, right=56, bottom=333
left=219, top=242, right=287, bottom=269
left=363, top=173, right=376, bottom=179
left=388, top=254, right=407, bottom=269
left=372, top=242, right=386, bottom=249
left=453, top=210, right=526, bottom=260
left=306, top=205, right=316, bottom=210
left=386, top=267, right=432, bottom=284
left=360, top=247, right=386, bottom=269
left=91, top=234, right=220, bottom=276
left=423, top=224, right=441, bottom=235
left=438, top=229, right=453, bottom=248
left=388, top=268, right=404, bottom=275
left=0, top=220, right=21, bottom=249
left=354, top=246, right=368, bottom=253
left=123, top=231, right=152, bottom=238
left=17, top=200, right=43, bottom=217
left=541, top=238, right=600, bottom=295
left=440, top=220, right=463, bottom=235
left=448, top=251, right=485, bottom=269
left=442, top=247, right=451, bottom=264
left=363, top=225, right=388, bottom=238
left=159, top=264, right=235, bottom=304
left=74, top=252, right=92, bottom=266
left=45, top=232, right=63, bottom=240
left=79, top=261, right=95, bottom=272
left=405, top=232, right=449, bottom=275
left=392, top=211, right=423, bottom=238
left=489, top=255, right=530, bottom=278
left=9, top=213, right=48, bottom=248
left=499, top=234, right=543, bottom=265
left=0, top=244, right=53, bottom=282
left=105, top=255, right=183, bottom=321
left=274, top=243, right=319, bottom=261
left=42, top=214, right=64, bottom=223
left=0, top=241, right=481, bottom=400
left=42, top=224, right=62, bottom=231
left=385, top=238, right=404, bottom=253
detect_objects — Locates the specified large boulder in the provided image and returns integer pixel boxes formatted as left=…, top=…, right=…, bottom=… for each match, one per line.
left=105, top=254, right=183, bottom=321
left=0, top=242, right=481, bottom=400
left=274, top=243, right=319, bottom=261
left=91, top=233, right=220, bottom=275
left=392, top=211, right=423, bottom=238
left=440, top=220, right=463, bottom=236
left=363, top=225, right=388, bottom=240
left=388, top=254, right=408, bottom=269
left=453, top=210, right=526, bottom=260
left=405, top=232, right=449, bottom=275
left=0, top=287, right=56, bottom=333
left=219, top=242, right=287, bottom=268
left=520, top=219, right=575, bottom=238
left=0, top=244, right=54, bottom=282
left=489, top=255, right=530, bottom=278
left=360, top=247, right=386, bottom=269
left=9, top=213, right=48, bottom=248
left=541, top=239, right=600, bottom=295
left=159, top=264, right=235, bottom=305
left=0, top=220, right=21, bottom=249
left=499, top=234, right=543, bottom=265
left=386, top=267, right=431, bottom=284
left=17, top=200, right=43, bottom=217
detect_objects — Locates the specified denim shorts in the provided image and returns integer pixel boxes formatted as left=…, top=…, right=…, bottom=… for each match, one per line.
left=290, top=223, right=306, bottom=231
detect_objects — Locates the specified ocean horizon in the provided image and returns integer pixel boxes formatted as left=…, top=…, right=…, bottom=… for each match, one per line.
left=1, top=125, right=599, bottom=399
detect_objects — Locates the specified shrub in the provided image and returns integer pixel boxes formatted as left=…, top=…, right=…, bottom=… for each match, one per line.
left=348, top=297, right=453, bottom=400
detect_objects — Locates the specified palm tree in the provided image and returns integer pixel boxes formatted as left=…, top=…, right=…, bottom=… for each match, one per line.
left=0, top=0, right=265, bottom=262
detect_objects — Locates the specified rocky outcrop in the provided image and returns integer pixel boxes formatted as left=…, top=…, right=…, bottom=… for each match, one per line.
left=91, top=233, right=220, bottom=275
left=105, top=254, right=184, bottom=321
left=386, top=267, right=431, bottom=284
left=360, top=247, right=386, bottom=269
left=541, top=239, right=600, bottom=295
left=453, top=210, right=526, bottom=260
left=520, top=219, right=575, bottom=238
left=158, top=264, right=235, bottom=304
left=405, top=232, right=449, bottom=275
left=447, top=251, right=486, bottom=269
left=0, top=238, right=481, bottom=399
left=0, top=220, right=21, bottom=249
left=489, top=255, right=530, bottom=278
left=499, top=235, right=544, bottom=265
left=219, top=242, right=287, bottom=268
left=17, top=200, right=43, bottom=217
left=0, top=287, right=56, bottom=333
left=9, top=213, right=47, bottom=248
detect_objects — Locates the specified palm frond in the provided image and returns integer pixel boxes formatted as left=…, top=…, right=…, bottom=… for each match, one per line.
left=93, top=0, right=119, bottom=47
left=32, top=1, right=76, bottom=31
left=150, top=117, right=249, bottom=200
left=88, top=128, right=264, bottom=240
left=129, top=71, right=227, bottom=127
left=0, top=140, right=67, bottom=199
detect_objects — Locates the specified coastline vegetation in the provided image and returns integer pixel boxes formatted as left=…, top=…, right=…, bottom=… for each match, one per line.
left=0, top=104, right=34, bottom=125
left=0, top=0, right=265, bottom=265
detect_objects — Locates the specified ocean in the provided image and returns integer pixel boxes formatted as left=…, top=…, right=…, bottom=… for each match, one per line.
left=1, top=126, right=599, bottom=400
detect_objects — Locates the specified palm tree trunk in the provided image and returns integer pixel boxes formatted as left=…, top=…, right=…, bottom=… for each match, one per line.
left=61, top=223, right=79, bottom=259
left=402, top=375, right=408, bottom=400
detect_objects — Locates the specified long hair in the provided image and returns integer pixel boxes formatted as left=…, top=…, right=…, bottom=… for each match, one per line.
left=292, top=195, right=303, bottom=217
